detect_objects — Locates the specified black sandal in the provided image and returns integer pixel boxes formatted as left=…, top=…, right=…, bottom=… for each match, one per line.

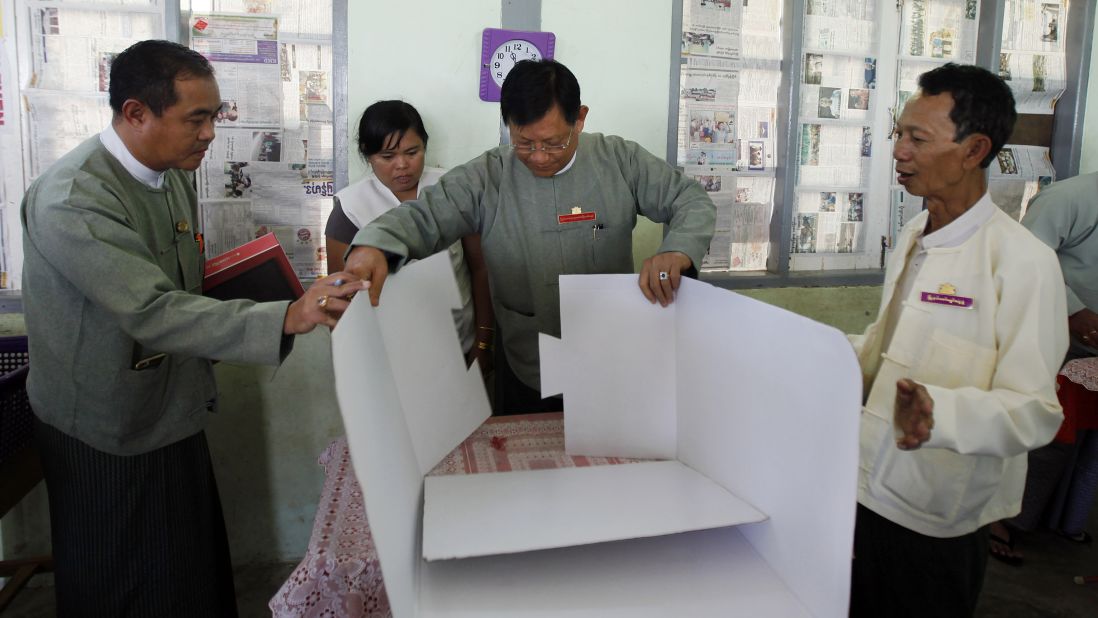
left=989, top=532, right=1025, bottom=565
left=1057, top=530, right=1093, bottom=545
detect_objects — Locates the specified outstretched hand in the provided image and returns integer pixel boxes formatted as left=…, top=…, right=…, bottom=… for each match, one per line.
left=283, top=272, right=369, bottom=334
left=343, top=246, right=391, bottom=307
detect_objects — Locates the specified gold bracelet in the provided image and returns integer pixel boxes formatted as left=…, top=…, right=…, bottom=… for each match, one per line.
left=476, top=341, right=493, bottom=351
left=477, top=326, right=495, bottom=332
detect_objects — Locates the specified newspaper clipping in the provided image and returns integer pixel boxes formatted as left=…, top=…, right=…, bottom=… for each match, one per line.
left=900, top=0, right=980, bottom=64
left=191, top=12, right=333, bottom=280
left=999, top=0, right=1067, bottom=114
left=804, top=0, right=876, bottom=54
left=988, top=145, right=1055, bottom=221
left=680, top=0, right=780, bottom=273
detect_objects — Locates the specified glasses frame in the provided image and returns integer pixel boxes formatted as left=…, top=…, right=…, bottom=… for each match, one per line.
left=510, top=126, right=574, bottom=155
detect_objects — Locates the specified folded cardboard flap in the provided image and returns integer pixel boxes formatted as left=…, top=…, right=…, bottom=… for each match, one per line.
left=202, top=233, right=304, bottom=302
left=333, top=253, right=490, bottom=618
left=417, top=527, right=815, bottom=618
left=543, top=274, right=862, bottom=617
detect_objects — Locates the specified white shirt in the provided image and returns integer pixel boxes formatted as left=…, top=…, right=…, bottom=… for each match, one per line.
left=99, top=124, right=166, bottom=189
left=851, top=199, right=1068, bottom=537
left=335, top=168, right=477, bottom=353
left=880, top=193, right=998, bottom=354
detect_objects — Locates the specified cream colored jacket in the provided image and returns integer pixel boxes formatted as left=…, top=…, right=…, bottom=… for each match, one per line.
left=851, top=205, right=1068, bottom=537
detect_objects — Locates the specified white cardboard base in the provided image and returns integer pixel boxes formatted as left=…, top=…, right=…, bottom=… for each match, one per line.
left=423, top=460, right=767, bottom=560
left=419, top=526, right=813, bottom=617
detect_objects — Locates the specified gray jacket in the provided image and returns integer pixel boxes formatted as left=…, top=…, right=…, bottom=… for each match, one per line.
left=21, top=137, right=290, bottom=455
left=353, top=133, right=716, bottom=389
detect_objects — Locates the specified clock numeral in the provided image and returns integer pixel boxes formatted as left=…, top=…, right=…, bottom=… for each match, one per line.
left=495, top=71, right=503, bottom=79
left=493, top=62, right=501, bottom=68
left=497, top=53, right=504, bottom=59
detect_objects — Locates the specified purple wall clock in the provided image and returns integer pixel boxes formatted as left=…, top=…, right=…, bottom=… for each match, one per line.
left=479, top=28, right=556, bottom=102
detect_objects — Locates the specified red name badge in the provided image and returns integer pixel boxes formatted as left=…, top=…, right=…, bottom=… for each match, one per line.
left=558, top=211, right=596, bottom=224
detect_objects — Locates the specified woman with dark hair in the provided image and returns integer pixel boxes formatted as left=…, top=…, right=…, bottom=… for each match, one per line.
left=325, top=100, right=494, bottom=370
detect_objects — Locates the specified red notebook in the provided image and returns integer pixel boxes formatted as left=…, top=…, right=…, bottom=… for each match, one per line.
left=203, top=233, right=305, bottom=303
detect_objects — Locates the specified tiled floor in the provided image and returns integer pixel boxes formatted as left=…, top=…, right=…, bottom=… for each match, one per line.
left=2, top=562, right=297, bottom=618
left=976, top=510, right=1098, bottom=617
left=4, top=504, right=1096, bottom=617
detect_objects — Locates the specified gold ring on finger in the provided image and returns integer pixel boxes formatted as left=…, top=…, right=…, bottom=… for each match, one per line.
left=317, top=295, right=329, bottom=309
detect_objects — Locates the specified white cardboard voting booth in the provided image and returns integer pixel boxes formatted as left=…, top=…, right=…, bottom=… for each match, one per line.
left=333, top=253, right=862, bottom=617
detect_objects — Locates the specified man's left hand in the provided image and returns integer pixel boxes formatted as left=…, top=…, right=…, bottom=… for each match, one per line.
left=1069, top=308, right=1098, bottom=347
left=639, top=251, right=693, bottom=307
left=895, top=378, right=934, bottom=450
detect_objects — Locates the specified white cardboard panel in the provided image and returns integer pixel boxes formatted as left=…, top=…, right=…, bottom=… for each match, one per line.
left=332, top=290, right=422, bottom=618
left=375, top=253, right=492, bottom=475
left=538, top=333, right=565, bottom=398
left=422, top=460, right=767, bottom=560
left=418, top=527, right=812, bottom=617
left=339, top=268, right=860, bottom=616
left=556, top=276, right=677, bottom=459
left=673, top=279, right=861, bottom=617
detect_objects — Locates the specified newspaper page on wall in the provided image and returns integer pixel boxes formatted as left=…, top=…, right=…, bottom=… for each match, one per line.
left=191, top=7, right=334, bottom=281
left=999, top=0, right=1067, bottom=115
left=896, top=0, right=981, bottom=107
left=0, top=44, right=8, bottom=288
left=790, top=0, right=878, bottom=260
left=9, top=1, right=165, bottom=291
left=988, top=145, right=1055, bottom=221
left=679, top=0, right=780, bottom=272
left=20, top=1, right=163, bottom=180
left=887, top=1, right=982, bottom=255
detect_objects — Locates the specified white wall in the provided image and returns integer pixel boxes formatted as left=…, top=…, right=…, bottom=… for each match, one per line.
left=542, top=0, right=672, bottom=161
left=346, top=0, right=502, bottom=181
left=542, top=0, right=673, bottom=267
left=346, top=0, right=676, bottom=269
left=1080, top=6, right=1098, bottom=175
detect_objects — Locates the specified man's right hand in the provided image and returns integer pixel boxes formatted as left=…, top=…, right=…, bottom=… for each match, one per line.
left=1069, top=308, right=1098, bottom=347
left=894, top=378, right=934, bottom=451
left=283, top=272, right=367, bottom=334
left=344, top=246, right=390, bottom=307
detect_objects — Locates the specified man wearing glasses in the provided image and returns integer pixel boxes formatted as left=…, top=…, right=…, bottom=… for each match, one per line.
left=345, top=59, right=715, bottom=413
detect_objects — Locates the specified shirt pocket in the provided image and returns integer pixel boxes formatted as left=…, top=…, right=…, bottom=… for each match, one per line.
left=589, top=221, right=633, bottom=272
left=916, top=328, right=997, bottom=391
left=874, top=431, right=1001, bottom=524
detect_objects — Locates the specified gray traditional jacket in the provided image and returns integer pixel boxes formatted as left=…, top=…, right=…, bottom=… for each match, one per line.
left=21, top=136, right=290, bottom=455
left=352, top=133, right=716, bottom=389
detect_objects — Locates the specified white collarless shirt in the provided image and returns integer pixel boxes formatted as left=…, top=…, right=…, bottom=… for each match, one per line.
left=881, top=192, right=998, bottom=354
left=99, top=124, right=166, bottom=189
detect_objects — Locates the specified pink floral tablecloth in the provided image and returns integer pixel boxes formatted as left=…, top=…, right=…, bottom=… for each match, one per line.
left=269, top=412, right=641, bottom=617
left=1060, top=357, right=1098, bottom=391
left=1055, top=358, right=1098, bottom=444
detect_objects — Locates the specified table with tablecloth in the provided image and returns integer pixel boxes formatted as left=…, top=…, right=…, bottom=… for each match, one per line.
left=269, top=412, right=642, bottom=617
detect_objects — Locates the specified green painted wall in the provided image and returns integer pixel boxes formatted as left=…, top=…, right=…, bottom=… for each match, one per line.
left=740, top=285, right=882, bottom=335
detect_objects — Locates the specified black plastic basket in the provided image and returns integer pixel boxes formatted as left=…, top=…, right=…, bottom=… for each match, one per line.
left=0, top=336, right=31, bottom=464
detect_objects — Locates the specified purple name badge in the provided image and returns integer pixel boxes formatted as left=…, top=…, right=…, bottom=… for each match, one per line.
left=920, top=291, right=974, bottom=309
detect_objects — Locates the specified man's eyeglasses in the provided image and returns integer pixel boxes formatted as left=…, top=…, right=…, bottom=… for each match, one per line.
left=510, top=127, right=574, bottom=155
